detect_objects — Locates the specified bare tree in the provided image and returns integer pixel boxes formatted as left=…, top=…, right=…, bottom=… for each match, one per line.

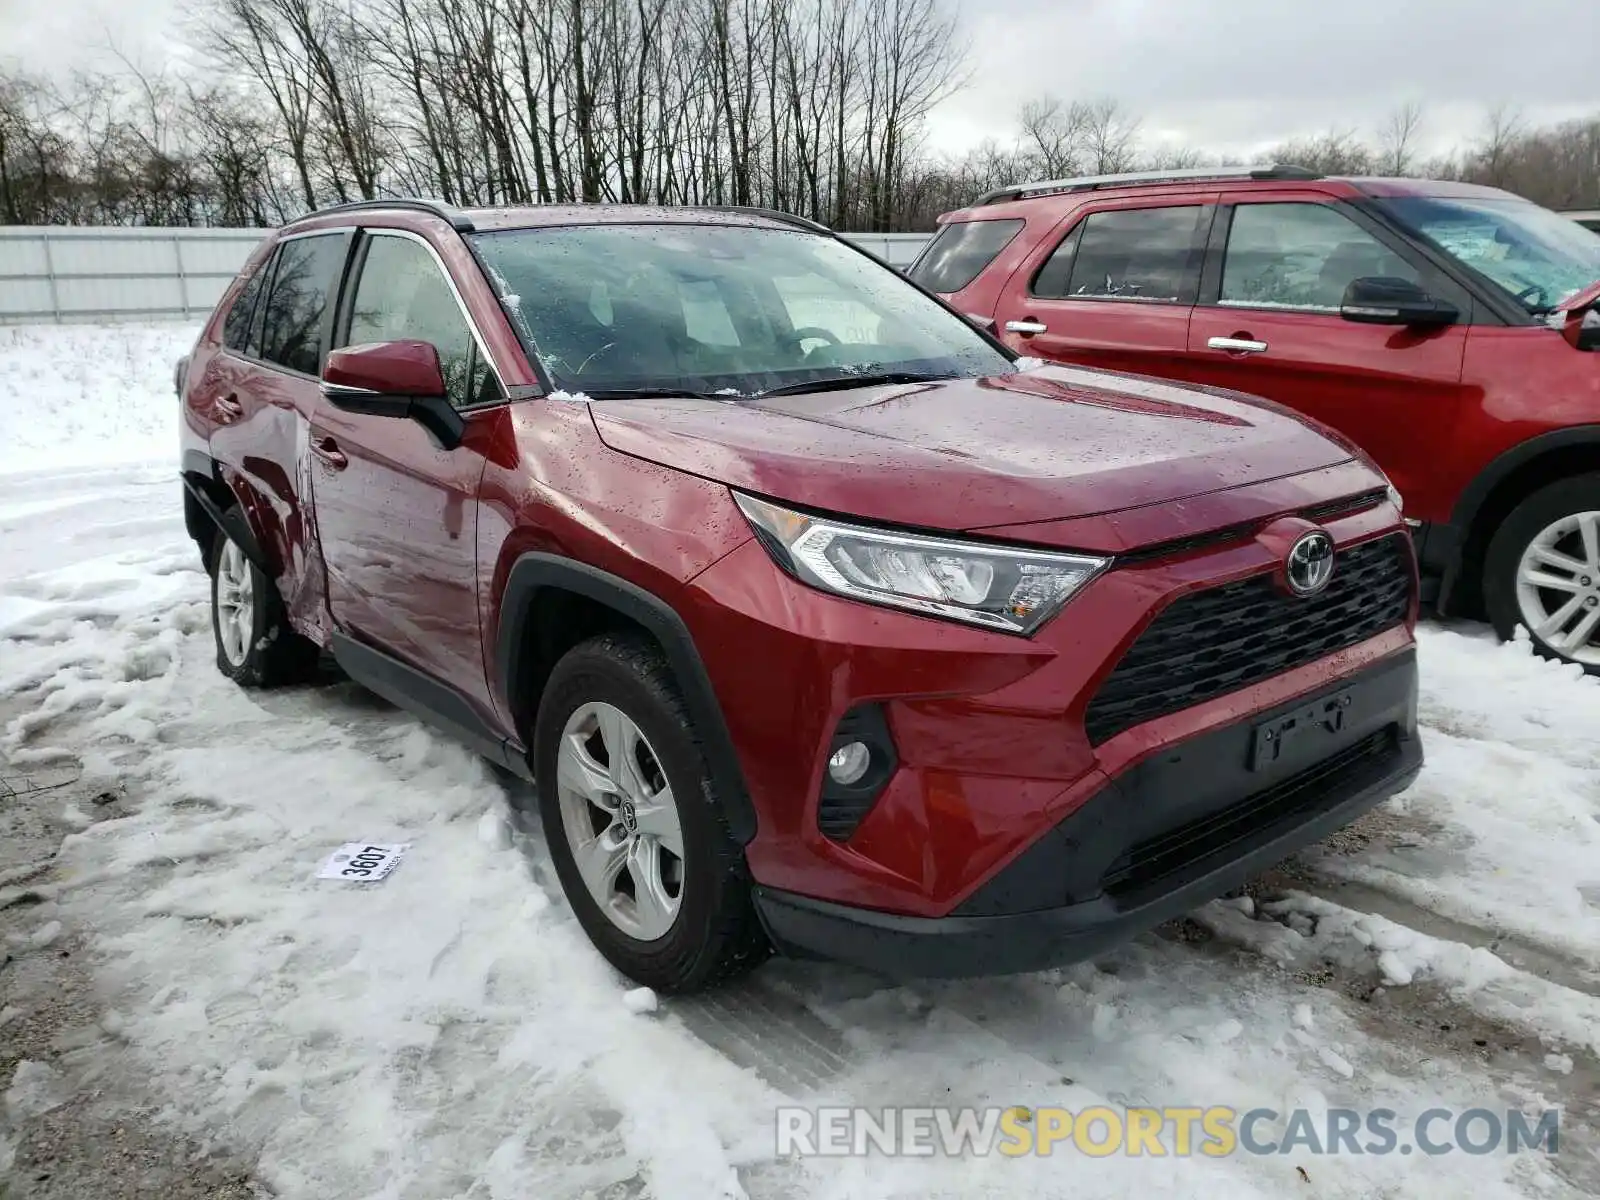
left=12, top=4, right=1600, bottom=232
left=1472, top=102, right=1525, bottom=187
left=1377, top=100, right=1425, bottom=176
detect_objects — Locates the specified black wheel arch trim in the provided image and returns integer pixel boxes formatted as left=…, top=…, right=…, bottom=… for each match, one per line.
left=1436, top=425, right=1600, bottom=611
left=495, top=553, right=759, bottom=844
left=1449, top=425, right=1600, bottom=533
left=181, top=470, right=273, bottom=576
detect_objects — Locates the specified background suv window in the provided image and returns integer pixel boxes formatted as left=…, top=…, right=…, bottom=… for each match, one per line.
left=1221, top=203, right=1418, bottom=312
left=1033, top=206, right=1204, bottom=302
left=348, top=234, right=499, bottom=409
left=257, top=233, right=349, bottom=374
left=908, top=219, right=1024, bottom=293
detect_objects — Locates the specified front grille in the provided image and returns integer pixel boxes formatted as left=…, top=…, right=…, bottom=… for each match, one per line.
left=1085, top=534, right=1412, bottom=745
left=1101, top=726, right=1402, bottom=898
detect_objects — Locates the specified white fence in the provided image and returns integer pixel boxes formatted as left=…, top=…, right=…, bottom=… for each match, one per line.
left=0, top=226, right=932, bottom=326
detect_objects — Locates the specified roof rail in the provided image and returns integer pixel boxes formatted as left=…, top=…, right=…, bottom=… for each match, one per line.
left=292, top=197, right=477, bottom=233
left=974, top=164, right=1322, bottom=206
left=699, top=205, right=833, bottom=235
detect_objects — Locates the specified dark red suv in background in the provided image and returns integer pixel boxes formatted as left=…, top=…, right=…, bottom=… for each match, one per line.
left=177, top=199, right=1421, bottom=992
left=913, top=167, right=1600, bottom=673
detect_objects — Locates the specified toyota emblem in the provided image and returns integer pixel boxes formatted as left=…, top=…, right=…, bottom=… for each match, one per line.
left=1286, top=531, right=1336, bottom=596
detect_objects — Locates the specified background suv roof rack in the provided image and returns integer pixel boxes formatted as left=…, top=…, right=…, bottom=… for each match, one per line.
left=293, top=197, right=477, bottom=233
left=974, top=163, right=1322, bottom=206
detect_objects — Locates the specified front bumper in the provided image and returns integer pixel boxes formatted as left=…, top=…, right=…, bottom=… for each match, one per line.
left=752, top=648, right=1420, bottom=978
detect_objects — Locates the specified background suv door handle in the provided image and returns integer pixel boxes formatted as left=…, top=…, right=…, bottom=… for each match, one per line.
left=1207, top=336, right=1269, bottom=354
left=1005, top=319, right=1048, bottom=335
left=311, top=435, right=348, bottom=469
left=212, top=392, right=243, bottom=420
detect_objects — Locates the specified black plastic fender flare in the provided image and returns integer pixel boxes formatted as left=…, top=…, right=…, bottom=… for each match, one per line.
left=180, top=450, right=273, bottom=575
left=1438, top=425, right=1600, bottom=609
left=1449, top=424, right=1600, bottom=535
left=494, top=553, right=759, bottom=844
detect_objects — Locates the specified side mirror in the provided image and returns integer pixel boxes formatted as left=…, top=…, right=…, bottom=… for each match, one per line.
left=1561, top=306, right=1600, bottom=352
left=1339, top=277, right=1459, bottom=328
left=321, top=340, right=464, bottom=450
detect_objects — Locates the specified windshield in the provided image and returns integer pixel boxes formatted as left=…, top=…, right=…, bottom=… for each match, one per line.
left=1376, top=194, right=1600, bottom=315
left=470, top=223, right=1013, bottom=396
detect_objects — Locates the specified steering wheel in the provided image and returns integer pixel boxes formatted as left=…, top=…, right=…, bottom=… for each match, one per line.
left=787, top=326, right=841, bottom=356
left=1513, top=283, right=1549, bottom=310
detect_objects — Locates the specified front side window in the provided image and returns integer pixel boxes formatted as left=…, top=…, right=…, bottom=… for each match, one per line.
left=1220, top=203, right=1418, bottom=312
left=1375, top=194, right=1600, bottom=315
left=257, top=233, right=349, bottom=374
left=472, top=223, right=1014, bottom=397
left=1034, top=206, right=1205, bottom=302
left=908, top=219, right=1024, bottom=293
left=347, top=234, right=499, bottom=409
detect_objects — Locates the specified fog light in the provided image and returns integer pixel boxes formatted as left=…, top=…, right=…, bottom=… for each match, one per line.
left=827, top=741, right=872, bottom=786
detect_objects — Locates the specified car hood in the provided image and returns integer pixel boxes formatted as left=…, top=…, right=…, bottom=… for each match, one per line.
left=589, top=364, right=1353, bottom=535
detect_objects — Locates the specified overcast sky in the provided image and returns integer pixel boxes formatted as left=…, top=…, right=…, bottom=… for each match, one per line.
left=4, top=0, right=1598, bottom=161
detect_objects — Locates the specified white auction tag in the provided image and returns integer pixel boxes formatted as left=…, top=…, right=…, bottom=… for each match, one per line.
left=317, top=842, right=410, bottom=883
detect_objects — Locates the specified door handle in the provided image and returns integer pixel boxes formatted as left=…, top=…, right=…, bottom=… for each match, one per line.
left=311, top=435, right=348, bottom=469
left=1005, top=319, right=1048, bottom=335
left=1207, top=336, right=1269, bottom=354
left=212, top=392, right=243, bottom=420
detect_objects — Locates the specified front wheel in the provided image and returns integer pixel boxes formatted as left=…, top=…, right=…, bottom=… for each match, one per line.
left=532, top=632, right=768, bottom=993
left=1483, top=474, right=1600, bottom=675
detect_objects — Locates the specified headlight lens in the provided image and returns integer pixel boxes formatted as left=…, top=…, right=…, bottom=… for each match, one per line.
left=734, top=493, right=1108, bottom=635
left=1386, top=482, right=1403, bottom=513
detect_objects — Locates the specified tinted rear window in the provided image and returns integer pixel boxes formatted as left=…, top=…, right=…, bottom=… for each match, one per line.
left=1032, top=206, right=1205, bottom=302
left=909, top=219, right=1024, bottom=293
left=257, top=232, right=350, bottom=374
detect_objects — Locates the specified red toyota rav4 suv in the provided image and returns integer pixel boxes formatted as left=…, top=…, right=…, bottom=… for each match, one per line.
left=176, top=199, right=1421, bottom=992
left=913, top=167, right=1600, bottom=673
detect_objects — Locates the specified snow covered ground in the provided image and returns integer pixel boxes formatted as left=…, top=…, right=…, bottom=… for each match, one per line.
left=1, top=324, right=1597, bottom=1199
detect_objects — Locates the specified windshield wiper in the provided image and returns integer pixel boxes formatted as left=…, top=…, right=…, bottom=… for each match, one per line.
left=574, top=386, right=742, bottom=401
left=754, top=371, right=955, bottom=399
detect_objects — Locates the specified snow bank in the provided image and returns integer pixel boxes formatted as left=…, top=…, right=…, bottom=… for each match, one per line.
left=1306, top=625, right=1600, bottom=970
left=0, top=324, right=199, bottom=477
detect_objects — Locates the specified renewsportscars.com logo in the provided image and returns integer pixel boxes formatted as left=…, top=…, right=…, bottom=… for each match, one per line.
left=775, top=1105, right=1562, bottom=1159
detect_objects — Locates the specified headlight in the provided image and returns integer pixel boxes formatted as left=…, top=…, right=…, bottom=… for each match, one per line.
left=733, top=493, right=1108, bottom=635
left=1386, top=482, right=1403, bottom=513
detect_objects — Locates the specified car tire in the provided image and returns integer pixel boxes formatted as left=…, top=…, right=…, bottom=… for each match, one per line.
left=208, top=516, right=322, bottom=688
left=533, top=631, right=769, bottom=993
left=1483, top=474, right=1600, bottom=675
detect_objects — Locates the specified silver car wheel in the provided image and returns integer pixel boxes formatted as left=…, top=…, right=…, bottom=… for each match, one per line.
left=1515, top=510, right=1600, bottom=666
left=215, top=540, right=255, bottom=668
left=555, top=701, right=685, bottom=941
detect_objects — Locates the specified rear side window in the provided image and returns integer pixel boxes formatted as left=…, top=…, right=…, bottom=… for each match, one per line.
left=222, top=263, right=266, bottom=352
left=1032, top=206, right=1205, bottom=302
left=909, top=219, right=1024, bottom=293
left=257, top=233, right=350, bottom=375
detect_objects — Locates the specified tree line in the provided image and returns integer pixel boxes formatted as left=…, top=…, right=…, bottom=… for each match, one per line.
left=2, top=0, right=1597, bottom=231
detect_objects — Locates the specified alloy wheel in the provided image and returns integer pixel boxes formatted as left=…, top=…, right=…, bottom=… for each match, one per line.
left=1515, top=510, right=1600, bottom=666
left=215, top=540, right=255, bottom=668
left=554, top=701, right=685, bottom=940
